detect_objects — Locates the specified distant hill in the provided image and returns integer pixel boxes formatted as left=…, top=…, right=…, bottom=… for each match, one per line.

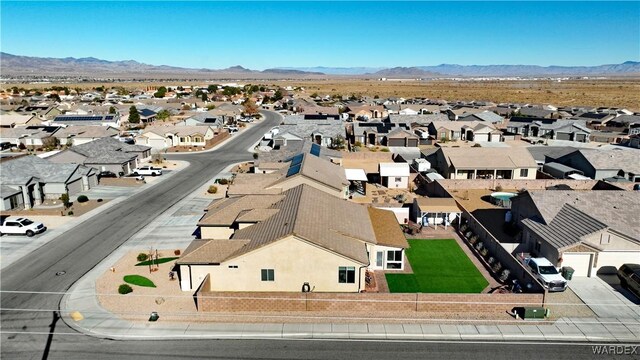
left=0, top=53, right=327, bottom=79
left=1, top=52, right=638, bottom=79
left=278, top=62, right=640, bottom=77
left=370, top=66, right=440, bottom=78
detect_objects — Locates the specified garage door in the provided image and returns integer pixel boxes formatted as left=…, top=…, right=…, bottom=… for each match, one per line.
left=67, top=178, right=84, bottom=196
left=562, top=253, right=593, bottom=277
left=388, top=138, right=405, bottom=147
left=556, top=132, right=571, bottom=141
left=149, top=138, right=168, bottom=149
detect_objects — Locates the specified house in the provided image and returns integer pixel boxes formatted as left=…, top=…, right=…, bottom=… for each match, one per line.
left=412, top=196, right=462, bottom=228
left=552, top=149, right=640, bottom=182
left=274, top=116, right=345, bottom=148
left=346, top=105, right=387, bottom=121
left=255, top=140, right=343, bottom=173
left=517, top=107, right=556, bottom=119
left=458, top=110, right=505, bottom=124
left=379, top=162, right=410, bottom=189
left=229, top=152, right=349, bottom=199
left=427, top=147, right=538, bottom=180
left=180, top=112, right=225, bottom=128
left=51, top=114, right=121, bottom=127
left=137, top=125, right=217, bottom=149
left=48, top=137, right=150, bottom=175
left=301, top=106, right=340, bottom=120
left=511, top=190, right=640, bottom=277
left=367, top=207, right=410, bottom=270
left=0, top=155, right=98, bottom=209
left=351, top=121, right=411, bottom=146
left=178, top=184, right=407, bottom=292
left=506, top=117, right=591, bottom=142
left=0, top=113, right=41, bottom=128
left=0, top=126, right=60, bottom=148
left=385, top=127, right=419, bottom=147
left=427, top=121, right=501, bottom=142
left=53, top=126, right=119, bottom=146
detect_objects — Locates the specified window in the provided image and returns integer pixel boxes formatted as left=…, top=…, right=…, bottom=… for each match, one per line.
left=179, top=137, right=187, bottom=143
left=386, top=250, right=403, bottom=269
left=395, top=177, right=402, bottom=182
left=228, top=265, right=238, bottom=269
left=520, top=169, right=529, bottom=177
left=261, top=269, right=274, bottom=281
left=338, top=266, right=355, bottom=283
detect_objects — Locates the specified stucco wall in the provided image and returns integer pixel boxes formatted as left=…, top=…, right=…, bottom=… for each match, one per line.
left=200, top=226, right=234, bottom=240
left=185, top=236, right=365, bottom=293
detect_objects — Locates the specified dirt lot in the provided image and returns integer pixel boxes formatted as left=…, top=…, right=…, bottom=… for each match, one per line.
left=282, top=79, right=640, bottom=111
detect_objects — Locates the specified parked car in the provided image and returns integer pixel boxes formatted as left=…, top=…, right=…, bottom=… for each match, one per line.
left=617, top=263, right=640, bottom=298
left=0, top=142, right=14, bottom=150
left=0, top=216, right=47, bottom=237
left=97, top=171, right=118, bottom=179
left=132, top=166, right=162, bottom=176
left=521, top=256, right=567, bottom=292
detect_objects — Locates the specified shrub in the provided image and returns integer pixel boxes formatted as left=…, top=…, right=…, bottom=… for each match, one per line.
left=137, top=253, right=148, bottom=262
left=97, top=198, right=103, bottom=203
left=77, top=195, right=89, bottom=203
left=118, top=284, right=133, bottom=294
left=472, top=143, right=482, bottom=147
left=207, top=185, right=218, bottom=194
left=67, top=211, right=74, bottom=216
left=18, top=143, right=26, bottom=150
left=380, top=148, right=390, bottom=152
left=252, top=153, right=259, bottom=159
left=354, top=141, right=363, bottom=147
left=218, top=178, right=229, bottom=185
left=59, top=193, right=71, bottom=209
left=174, top=249, right=181, bottom=255
left=495, top=185, right=504, bottom=192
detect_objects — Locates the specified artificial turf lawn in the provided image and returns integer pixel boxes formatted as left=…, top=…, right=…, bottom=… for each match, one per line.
left=385, top=239, right=488, bottom=293
left=123, top=275, right=156, bottom=288
left=135, top=257, right=179, bottom=266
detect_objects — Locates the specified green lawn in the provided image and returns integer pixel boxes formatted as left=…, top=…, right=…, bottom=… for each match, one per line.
left=386, top=239, right=488, bottom=293
left=135, top=257, right=179, bottom=266
left=123, top=275, right=156, bottom=288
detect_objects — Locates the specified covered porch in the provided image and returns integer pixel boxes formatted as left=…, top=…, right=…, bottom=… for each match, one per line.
left=413, top=197, right=462, bottom=229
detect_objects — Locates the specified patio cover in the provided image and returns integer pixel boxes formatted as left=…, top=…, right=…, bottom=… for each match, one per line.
left=345, top=168, right=368, bottom=181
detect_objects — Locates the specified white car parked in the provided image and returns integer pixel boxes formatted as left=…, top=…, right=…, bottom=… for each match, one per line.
left=132, top=166, right=162, bottom=176
left=0, top=217, right=47, bottom=237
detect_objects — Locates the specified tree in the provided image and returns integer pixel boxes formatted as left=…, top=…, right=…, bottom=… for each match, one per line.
left=201, top=92, right=208, bottom=102
left=156, top=109, right=171, bottom=121
left=59, top=193, right=71, bottom=209
left=128, top=106, right=140, bottom=124
left=207, top=84, right=218, bottom=93
left=273, top=89, right=283, bottom=101
left=331, top=135, right=346, bottom=150
left=109, top=106, right=117, bottom=114
left=42, top=136, right=60, bottom=151
left=153, top=86, right=167, bottom=98
left=243, top=99, right=258, bottom=116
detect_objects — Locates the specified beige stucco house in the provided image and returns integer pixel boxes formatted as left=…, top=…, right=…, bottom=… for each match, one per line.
left=427, top=147, right=538, bottom=180
left=179, top=184, right=408, bottom=292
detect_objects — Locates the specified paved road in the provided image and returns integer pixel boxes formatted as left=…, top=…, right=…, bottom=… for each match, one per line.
left=0, top=111, right=280, bottom=358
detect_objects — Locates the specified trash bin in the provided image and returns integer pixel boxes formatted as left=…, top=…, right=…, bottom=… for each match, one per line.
left=562, top=266, right=575, bottom=280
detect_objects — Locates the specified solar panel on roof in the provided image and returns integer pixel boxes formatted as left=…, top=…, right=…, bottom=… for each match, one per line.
left=310, top=143, right=321, bottom=157
left=289, top=154, right=303, bottom=167
left=286, top=164, right=301, bottom=177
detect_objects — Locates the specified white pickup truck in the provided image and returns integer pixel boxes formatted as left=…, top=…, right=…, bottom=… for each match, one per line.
left=132, top=166, right=162, bottom=176
left=520, top=255, right=567, bottom=292
left=0, top=216, right=47, bottom=237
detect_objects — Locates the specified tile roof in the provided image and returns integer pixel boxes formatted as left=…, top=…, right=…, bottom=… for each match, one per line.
left=230, top=184, right=376, bottom=264
left=367, top=207, right=409, bottom=248
left=53, top=125, right=119, bottom=139
left=198, top=195, right=284, bottom=226
left=578, top=149, right=640, bottom=174
left=176, top=239, right=250, bottom=264
left=526, top=190, right=640, bottom=239
left=440, top=147, right=537, bottom=169
left=70, top=137, right=150, bottom=159
left=0, top=155, right=81, bottom=185
left=522, top=204, right=608, bottom=250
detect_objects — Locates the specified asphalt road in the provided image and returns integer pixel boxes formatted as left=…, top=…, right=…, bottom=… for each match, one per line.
left=1, top=111, right=632, bottom=359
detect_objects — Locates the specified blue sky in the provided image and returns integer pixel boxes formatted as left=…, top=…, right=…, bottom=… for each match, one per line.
left=1, top=1, right=638, bottom=69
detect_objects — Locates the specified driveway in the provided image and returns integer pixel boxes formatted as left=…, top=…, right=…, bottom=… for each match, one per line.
left=568, top=276, right=640, bottom=319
